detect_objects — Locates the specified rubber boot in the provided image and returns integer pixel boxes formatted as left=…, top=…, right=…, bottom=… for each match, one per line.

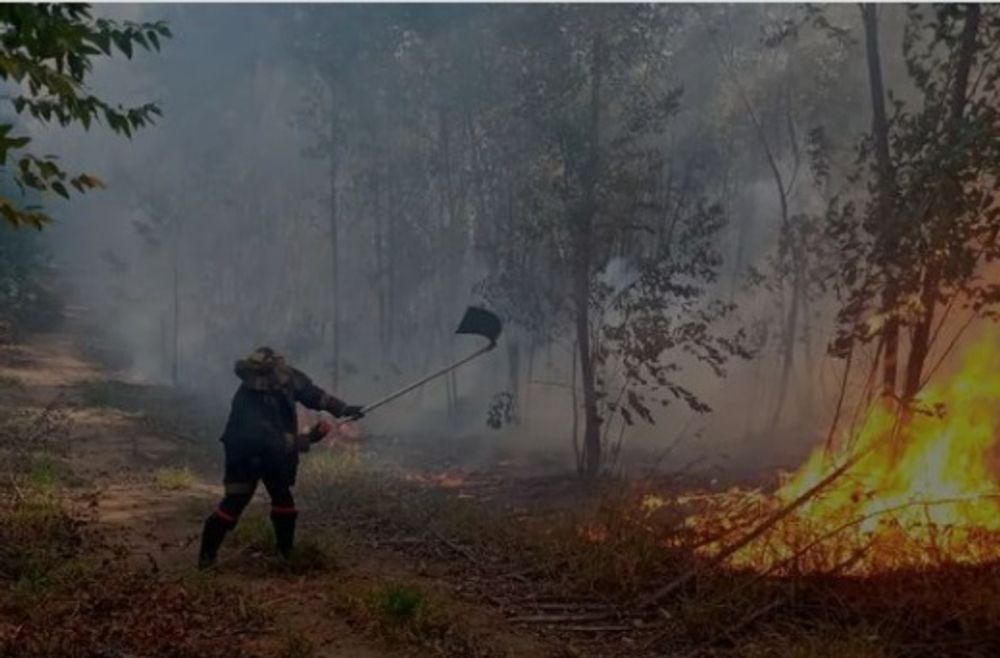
left=198, top=514, right=232, bottom=570
left=271, top=512, right=297, bottom=559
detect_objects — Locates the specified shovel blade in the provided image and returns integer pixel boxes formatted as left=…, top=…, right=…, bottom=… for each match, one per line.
left=455, top=306, right=502, bottom=346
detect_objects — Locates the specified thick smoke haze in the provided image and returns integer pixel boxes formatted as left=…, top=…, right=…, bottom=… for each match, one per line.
left=24, top=4, right=942, bottom=474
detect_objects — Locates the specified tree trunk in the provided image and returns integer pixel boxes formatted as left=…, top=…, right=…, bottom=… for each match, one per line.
left=171, top=225, right=180, bottom=387
left=386, top=172, right=397, bottom=362
left=570, top=338, right=581, bottom=474
left=372, top=171, right=388, bottom=362
left=766, top=272, right=800, bottom=432
left=576, top=281, right=601, bottom=478
left=525, top=339, right=536, bottom=428
left=862, top=3, right=900, bottom=403
left=439, top=109, right=463, bottom=423
left=903, top=268, right=938, bottom=404
left=577, top=28, right=605, bottom=480
left=161, top=312, right=169, bottom=382
left=507, top=338, right=521, bottom=424
left=329, top=138, right=341, bottom=389
left=901, top=3, right=981, bottom=405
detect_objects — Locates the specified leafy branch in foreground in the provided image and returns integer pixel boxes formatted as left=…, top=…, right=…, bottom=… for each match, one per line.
left=0, top=4, right=171, bottom=228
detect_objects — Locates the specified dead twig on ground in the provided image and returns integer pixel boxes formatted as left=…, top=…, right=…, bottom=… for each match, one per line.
left=428, top=527, right=481, bottom=566
left=641, top=450, right=866, bottom=608
left=675, top=599, right=783, bottom=658
left=558, top=625, right=632, bottom=633
left=507, top=612, right=617, bottom=624
left=7, top=474, right=26, bottom=502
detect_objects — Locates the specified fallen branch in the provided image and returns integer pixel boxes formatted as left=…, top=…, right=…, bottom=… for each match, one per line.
left=558, top=624, right=632, bottom=633
left=428, top=527, right=480, bottom=566
left=7, top=473, right=26, bottom=502
left=507, top=612, right=616, bottom=624
left=528, top=602, right=615, bottom=611
left=741, top=491, right=1000, bottom=585
left=672, top=599, right=783, bottom=658
left=641, top=449, right=866, bottom=608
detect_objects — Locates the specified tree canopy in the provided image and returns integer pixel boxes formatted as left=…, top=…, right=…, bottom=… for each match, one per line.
left=0, top=4, right=170, bottom=228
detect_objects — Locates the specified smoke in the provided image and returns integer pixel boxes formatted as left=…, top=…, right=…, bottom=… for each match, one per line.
left=18, top=4, right=940, bottom=477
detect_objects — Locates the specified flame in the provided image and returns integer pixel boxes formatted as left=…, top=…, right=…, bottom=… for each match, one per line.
left=403, top=470, right=469, bottom=489
left=578, top=521, right=609, bottom=543
left=331, top=419, right=364, bottom=444
left=685, top=331, right=1000, bottom=574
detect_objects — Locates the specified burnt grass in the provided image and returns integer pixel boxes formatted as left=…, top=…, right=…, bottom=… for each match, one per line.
left=0, top=341, right=262, bottom=658
left=296, top=451, right=1000, bottom=658
left=0, top=492, right=268, bottom=658
left=2, top=336, right=997, bottom=658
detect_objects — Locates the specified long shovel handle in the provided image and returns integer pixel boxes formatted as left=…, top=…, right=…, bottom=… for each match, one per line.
left=338, top=343, right=496, bottom=424
left=362, top=343, right=495, bottom=414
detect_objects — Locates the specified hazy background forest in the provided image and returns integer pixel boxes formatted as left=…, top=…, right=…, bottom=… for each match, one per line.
left=6, top=5, right=1000, bottom=656
left=5, top=3, right=981, bottom=476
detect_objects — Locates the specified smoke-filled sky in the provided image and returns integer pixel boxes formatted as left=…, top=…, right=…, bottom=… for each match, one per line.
left=21, top=4, right=950, bottom=473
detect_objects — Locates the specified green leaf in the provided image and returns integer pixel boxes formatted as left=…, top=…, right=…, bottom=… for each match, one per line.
left=93, top=31, right=112, bottom=55
left=114, top=32, right=134, bottom=59
left=74, top=173, right=105, bottom=190
left=0, top=8, right=165, bottom=230
left=4, top=135, right=31, bottom=150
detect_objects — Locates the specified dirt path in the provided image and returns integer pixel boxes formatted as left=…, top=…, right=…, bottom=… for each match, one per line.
left=0, top=332, right=410, bottom=657
left=1, top=332, right=208, bottom=559
left=1, top=330, right=560, bottom=658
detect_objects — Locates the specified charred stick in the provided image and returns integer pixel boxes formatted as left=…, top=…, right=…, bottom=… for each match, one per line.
left=642, top=450, right=867, bottom=608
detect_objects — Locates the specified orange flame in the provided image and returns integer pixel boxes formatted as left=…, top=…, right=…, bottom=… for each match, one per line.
left=685, top=331, right=1000, bottom=574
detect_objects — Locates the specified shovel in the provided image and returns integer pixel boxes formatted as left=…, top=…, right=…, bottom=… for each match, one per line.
left=342, top=306, right=502, bottom=421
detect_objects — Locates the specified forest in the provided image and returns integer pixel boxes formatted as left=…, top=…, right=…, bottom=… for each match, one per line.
left=2, top=3, right=1000, bottom=658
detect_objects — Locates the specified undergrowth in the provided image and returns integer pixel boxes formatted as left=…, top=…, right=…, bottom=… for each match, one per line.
left=154, top=465, right=196, bottom=490
left=0, top=487, right=266, bottom=658
left=230, top=511, right=341, bottom=573
left=296, top=449, right=1000, bottom=658
left=332, top=579, right=449, bottom=645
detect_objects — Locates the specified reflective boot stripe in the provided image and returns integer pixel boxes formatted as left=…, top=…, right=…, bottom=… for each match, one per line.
left=270, top=505, right=298, bottom=516
left=214, top=507, right=238, bottom=523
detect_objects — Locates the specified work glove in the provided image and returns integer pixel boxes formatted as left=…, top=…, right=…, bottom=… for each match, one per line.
left=308, top=420, right=333, bottom=443
left=293, top=420, right=333, bottom=453
left=339, top=404, right=365, bottom=421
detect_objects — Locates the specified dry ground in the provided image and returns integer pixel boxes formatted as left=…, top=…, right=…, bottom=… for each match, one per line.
left=2, top=328, right=1000, bottom=658
left=0, top=330, right=567, bottom=658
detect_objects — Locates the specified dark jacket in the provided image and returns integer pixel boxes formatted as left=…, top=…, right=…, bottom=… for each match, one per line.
left=220, top=358, right=345, bottom=459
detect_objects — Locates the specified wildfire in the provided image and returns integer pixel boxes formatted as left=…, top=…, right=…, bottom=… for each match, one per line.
left=575, top=520, right=611, bottom=543
left=331, top=419, right=364, bottom=444
left=403, top=470, right=469, bottom=489
left=684, top=332, right=1000, bottom=575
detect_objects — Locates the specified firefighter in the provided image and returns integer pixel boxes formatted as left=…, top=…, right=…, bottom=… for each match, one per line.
left=198, top=346, right=364, bottom=569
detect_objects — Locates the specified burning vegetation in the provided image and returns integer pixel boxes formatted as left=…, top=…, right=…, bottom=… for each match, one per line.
left=682, top=332, right=1000, bottom=576
left=5, top=3, right=1000, bottom=658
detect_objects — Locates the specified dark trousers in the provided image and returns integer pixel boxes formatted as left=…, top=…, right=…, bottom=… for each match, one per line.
left=213, top=450, right=299, bottom=524
left=200, top=449, right=300, bottom=565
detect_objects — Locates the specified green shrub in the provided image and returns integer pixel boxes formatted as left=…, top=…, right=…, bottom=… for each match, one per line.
left=230, top=513, right=272, bottom=550
left=154, top=466, right=195, bottom=490
left=370, top=582, right=430, bottom=627
left=27, top=452, right=67, bottom=491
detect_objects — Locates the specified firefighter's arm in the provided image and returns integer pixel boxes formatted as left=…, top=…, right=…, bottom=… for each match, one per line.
left=293, top=420, right=334, bottom=453
left=289, top=368, right=364, bottom=419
